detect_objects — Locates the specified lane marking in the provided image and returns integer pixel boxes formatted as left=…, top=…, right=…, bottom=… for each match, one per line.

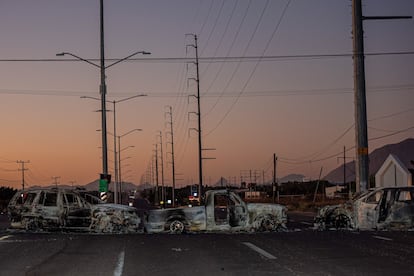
left=113, top=250, right=125, bottom=276
left=0, top=235, right=12, bottom=241
left=243, top=242, right=277, bottom=260
left=372, top=235, right=393, bottom=241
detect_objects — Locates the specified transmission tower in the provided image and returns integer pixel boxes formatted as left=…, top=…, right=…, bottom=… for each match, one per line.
left=16, top=160, right=30, bottom=190
left=186, top=33, right=203, bottom=200
left=165, top=106, right=177, bottom=207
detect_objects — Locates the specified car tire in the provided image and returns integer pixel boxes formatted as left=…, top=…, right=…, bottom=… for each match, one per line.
left=24, top=217, right=40, bottom=231
left=255, top=215, right=277, bottom=232
left=334, top=214, right=351, bottom=229
left=168, top=219, right=185, bottom=234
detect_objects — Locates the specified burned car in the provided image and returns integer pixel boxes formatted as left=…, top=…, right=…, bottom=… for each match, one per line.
left=315, top=186, right=414, bottom=230
left=7, top=188, right=141, bottom=233
left=145, top=189, right=287, bottom=234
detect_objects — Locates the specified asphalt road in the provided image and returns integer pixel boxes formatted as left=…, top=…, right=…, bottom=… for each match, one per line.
left=1, top=213, right=414, bottom=276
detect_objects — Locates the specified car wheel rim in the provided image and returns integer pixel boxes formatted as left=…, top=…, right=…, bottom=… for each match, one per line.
left=169, top=220, right=184, bottom=234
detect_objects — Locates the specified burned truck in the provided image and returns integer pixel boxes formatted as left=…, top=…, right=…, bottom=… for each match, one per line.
left=315, top=186, right=414, bottom=230
left=7, top=188, right=141, bottom=233
left=145, top=189, right=287, bottom=233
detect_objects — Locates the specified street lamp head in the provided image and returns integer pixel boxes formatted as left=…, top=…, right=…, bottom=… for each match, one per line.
left=56, top=52, right=66, bottom=56
left=142, top=51, right=151, bottom=55
left=81, top=95, right=101, bottom=101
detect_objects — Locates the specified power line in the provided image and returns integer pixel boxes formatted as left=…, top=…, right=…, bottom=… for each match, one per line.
left=197, top=0, right=215, bottom=38
left=369, top=126, right=414, bottom=141
left=205, top=0, right=291, bottom=137
left=203, top=0, right=268, bottom=129
left=279, top=125, right=414, bottom=165
left=281, top=124, right=354, bottom=163
left=1, top=83, right=413, bottom=98
left=1, top=51, right=412, bottom=64
left=199, top=0, right=226, bottom=56
left=0, top=178, right=19, bottom=183
left=199, top=0, right=238, bottom=80
left=202, top=0, right=252, bottom=115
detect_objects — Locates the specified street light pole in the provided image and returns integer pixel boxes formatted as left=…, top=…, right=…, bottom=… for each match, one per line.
left=57, top=0, right=149, bottom=200
left=112, top=101, right=118, bottom=203
left=99, top=0, right=109, bottom=193
left=117, top=129, right=142, bottom=203
left=81, top=95, right=145, bottom=203
left=111, top=95, right=146, bottom=203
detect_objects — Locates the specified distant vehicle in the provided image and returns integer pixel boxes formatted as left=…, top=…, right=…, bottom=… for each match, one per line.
left=314, top=186, right=414, bottom=230
left=145, top=189, right=287, bottom=234
left=7, top=188, right=142, bottom=233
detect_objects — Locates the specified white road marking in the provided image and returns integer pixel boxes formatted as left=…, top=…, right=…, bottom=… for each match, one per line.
left=372, top=235, right=393, bottom=241
left=113, top=250, right=125, bottom=276
left=0, top=235, right=12, bottom=241
left=243, top=242, right=277, bottom=260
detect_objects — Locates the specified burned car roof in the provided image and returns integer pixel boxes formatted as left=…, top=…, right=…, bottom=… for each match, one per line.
left=315, top=186, right=414, bottom=231
left=7, top=188, right=142, bottom=233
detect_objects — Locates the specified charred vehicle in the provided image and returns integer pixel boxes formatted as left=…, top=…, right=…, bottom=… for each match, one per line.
left=7, top=188, right=141, bottom=233
left=145, top=189, right=287, bottom=234
left=315, top=186, right=414, bottom=230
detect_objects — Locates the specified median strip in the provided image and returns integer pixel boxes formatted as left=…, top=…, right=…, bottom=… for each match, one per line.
left=372, top=235, right=393, bottom=241
left=0, top=235, right=12, bottom=241
left=113, top=250, right=125, bottom=276
left=243, top=242, right=277, bottom=260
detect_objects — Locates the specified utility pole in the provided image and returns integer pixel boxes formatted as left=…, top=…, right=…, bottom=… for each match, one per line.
left=273, top=154, right=277, bottom=203
left=186, top=33, right=203, bottom=200
left=343, top=146, right=346, bottom=191
left=154, top=144, right=159, bottom=205
left=165, top=106, right=176, bottom=207
left=352, top=0, right=412, bottom=193
left=51, top=176, right=61, bottom=188
left=69, top=180, right=76, bottom=188
left=16, top=160, right=29, bottom=191
left=337, top=146, right=352, bottom=199
left=158, top=131, right=165, bottom=206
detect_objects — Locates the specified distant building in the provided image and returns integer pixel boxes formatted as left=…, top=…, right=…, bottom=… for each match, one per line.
left=325, top=185, right=341, bottom=198
left=245, top=191, right=266, bottom=199
left=375, top=154, right=413, bottom=188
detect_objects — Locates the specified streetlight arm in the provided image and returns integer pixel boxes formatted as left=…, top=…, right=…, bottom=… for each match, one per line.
left=120, top=146, right=135, bottom=152
left=56, top=52, right=101, bottom=69
left=116, top=94, right=147, bottom=104
left=105, top=51, right=151, bottom=69
left=81, top=94, right=146, bottom=104
left=81, top=96, right=101, bottom=101
left=120, top=128, right=142, bottom=138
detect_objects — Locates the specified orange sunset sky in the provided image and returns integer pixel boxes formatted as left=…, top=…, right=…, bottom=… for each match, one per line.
left=0, top=0, right=413, bottom=189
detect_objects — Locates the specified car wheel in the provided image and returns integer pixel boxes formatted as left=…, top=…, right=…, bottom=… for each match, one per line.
left=24, top=217, right=40, bottom=231
left=334, top=214, right=351, bottom=229
left=168, top=220, right=185, bottom=234
left=255, top=215, right=276, bottom=232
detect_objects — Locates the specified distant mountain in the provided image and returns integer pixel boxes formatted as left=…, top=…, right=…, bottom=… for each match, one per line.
left=279, top=174, right=305, bottom=183
left=82, top=180, right=144, bottom=191
left=324, top=138, right=414, bottom=183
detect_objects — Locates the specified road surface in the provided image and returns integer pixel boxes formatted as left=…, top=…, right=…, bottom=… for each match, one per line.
left=1, top=212, right=414, bottom=275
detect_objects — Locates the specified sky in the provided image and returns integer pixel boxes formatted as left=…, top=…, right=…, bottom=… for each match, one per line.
left=0, top=0, right=413, bottom=189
